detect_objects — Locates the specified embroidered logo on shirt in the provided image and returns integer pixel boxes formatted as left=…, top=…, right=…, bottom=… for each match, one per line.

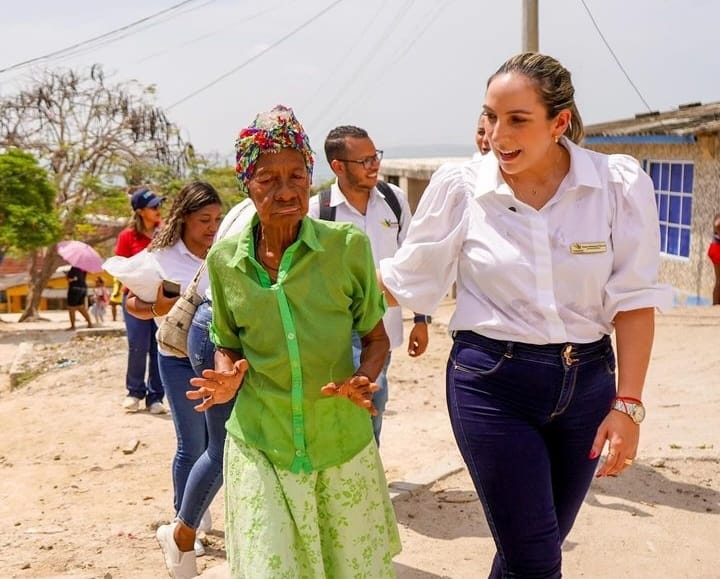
left=570, top=242, right=607, bottom=254
left=382, top=219, right=399, bottom=229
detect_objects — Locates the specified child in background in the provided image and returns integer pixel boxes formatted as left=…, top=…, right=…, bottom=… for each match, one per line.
left=91, top=277, right=109, bottom=325
left=109, top=278, right=123, bottom=321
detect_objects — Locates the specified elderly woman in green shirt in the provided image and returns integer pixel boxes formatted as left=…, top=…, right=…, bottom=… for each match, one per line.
left=188, top=105, right=401, bottom=578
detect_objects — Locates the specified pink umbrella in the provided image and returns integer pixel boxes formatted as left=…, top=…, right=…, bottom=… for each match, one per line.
left=57, top=240, right=105, bottom=273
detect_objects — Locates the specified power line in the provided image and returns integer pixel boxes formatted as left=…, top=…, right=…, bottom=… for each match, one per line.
left=51, top=0, right=216, bottom=67
left=578, top=0, right=652, bottom=112
left=0, top=0, right=206, bottom=74
left=134, top=4, right=284, bottom=65
left=388, top=0, right=455, bottom=64
left=323, top=0, right=455, bottom=132
left=167, top=0, right=348, bottom=110
left=302, top=0, right=414, bottom=130
left=296, top=1, right=386, bottom=113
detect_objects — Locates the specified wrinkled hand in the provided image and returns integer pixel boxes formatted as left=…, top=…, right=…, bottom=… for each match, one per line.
left=321, top=374, right=380, bottom=416
left=590, top=410, right=640, bottom=477
left=407, top=322, right=429, bottom=357
left=187, top=359, right=249, bottom=412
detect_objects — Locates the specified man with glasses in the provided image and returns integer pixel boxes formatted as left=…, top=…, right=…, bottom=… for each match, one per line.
left=309, top=125, right=431, bottom=444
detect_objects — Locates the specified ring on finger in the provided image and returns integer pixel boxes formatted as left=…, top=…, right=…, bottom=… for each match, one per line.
left=623, top=458, right=634, bottom=466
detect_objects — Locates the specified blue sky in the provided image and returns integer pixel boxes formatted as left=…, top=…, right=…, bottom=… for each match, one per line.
left=1, top=0, right=718, bottom=162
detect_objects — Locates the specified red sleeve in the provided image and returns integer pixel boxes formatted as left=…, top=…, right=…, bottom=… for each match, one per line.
left=115, top=229, right=133, bottom=258
left=708, top=242, right=720, bottom=265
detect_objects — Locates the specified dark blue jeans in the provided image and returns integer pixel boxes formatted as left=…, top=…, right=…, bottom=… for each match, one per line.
left=175, top=300, right=236, bottom=529
left=351, top=332, right=391, bottom=445
left=159, top=353, right=207, bottom=519
left=122, top=293, right=163, bottom=404
left=447, top=331, right=616, bottom=579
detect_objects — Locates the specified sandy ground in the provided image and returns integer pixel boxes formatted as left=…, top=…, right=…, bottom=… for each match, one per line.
left=0, top=303, right=718, bottom=579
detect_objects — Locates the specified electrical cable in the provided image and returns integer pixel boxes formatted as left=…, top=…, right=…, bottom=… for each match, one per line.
left=167, top=0, right=348, bottom=110
left=302, top=0, right=414, bottom=130
left=296, top=1, right=386, bottom=113
left=28, top=1, right=215, bottom=75
left=0, top=0, right=206, bottom=74
left=134, top=3, right=287, bottom=65
left=387, top=0, right=455, bottom=65
left=578, top=0, right=652, bottom=112
left=57, top=0, right=217, bottom=65
left=325, top=0, right=455, bottom=128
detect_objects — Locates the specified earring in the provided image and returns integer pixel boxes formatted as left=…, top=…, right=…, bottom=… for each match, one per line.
left=554, top=135, right=560, bottom=143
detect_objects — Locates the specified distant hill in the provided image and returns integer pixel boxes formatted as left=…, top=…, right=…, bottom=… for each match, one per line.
left=384, top=143, right=474, bottom=159
left=313, top=143, right=473, bottom=183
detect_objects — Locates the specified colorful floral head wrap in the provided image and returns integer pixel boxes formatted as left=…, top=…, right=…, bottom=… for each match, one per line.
left=234, top=105, right=314, bottom=194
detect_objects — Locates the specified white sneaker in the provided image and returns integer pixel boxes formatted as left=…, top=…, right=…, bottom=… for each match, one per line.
left=197, top=509, right=212, bottom=532
left=148, top=402, right=168, bottom=415
left=156, top=523, right=198, bottom=579
left=122, top=396, right=140, bottom=413
left=193, top=537, right=205, bottom=557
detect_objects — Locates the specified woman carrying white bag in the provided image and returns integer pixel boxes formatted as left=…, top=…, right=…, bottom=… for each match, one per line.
left=113, top=187, right=165, bottom=414
left=123, top=181, right=224, bottom=578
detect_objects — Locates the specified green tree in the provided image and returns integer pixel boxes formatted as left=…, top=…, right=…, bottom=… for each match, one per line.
left=0, top=149, right=61, bottom=256
left=0, top=65, right=187, bottom=321
left=124, top=154, right=246, bottom=210
left=196, top=162, right=246, bottom=208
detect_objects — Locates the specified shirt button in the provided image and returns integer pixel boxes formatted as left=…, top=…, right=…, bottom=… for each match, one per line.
left=295, top=449, right=304, bottom=457
left=287, top=332, right=295, bottom=340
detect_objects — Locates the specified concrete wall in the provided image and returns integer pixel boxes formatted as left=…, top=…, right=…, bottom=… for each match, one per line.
left=379, top=157, right=467, bottom=213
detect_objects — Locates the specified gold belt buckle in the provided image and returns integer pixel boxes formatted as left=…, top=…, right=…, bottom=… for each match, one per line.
left=562, top=344, right=578, bottom=366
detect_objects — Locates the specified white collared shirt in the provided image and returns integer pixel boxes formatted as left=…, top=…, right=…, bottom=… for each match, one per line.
left=151, top=239, right=208, bottom=354
left=308, top=180, right=412, bottom=350
left=380, top=138, right=673, bottom=344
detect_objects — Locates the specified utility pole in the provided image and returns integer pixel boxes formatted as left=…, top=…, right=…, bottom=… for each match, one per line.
left=522, top=0, right=539, bottom=52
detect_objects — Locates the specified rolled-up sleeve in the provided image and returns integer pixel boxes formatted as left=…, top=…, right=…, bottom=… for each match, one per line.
left=380, top=163, right=469, bottom=314
left=604, top=155, right=674, bottom=319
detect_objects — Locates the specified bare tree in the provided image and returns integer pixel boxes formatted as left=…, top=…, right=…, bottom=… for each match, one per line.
left=0, top=65, right=186, bottom=321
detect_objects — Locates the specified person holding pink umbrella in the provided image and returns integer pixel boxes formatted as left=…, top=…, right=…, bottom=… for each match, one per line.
left=57, top=240, right=102, bottom=330
left=65, top=265, right=93, bottom=330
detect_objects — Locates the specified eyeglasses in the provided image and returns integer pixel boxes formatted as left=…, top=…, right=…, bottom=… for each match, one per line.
left=337, top=150, right=383, bottom=169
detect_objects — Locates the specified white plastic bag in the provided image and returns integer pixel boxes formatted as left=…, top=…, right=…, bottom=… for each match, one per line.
left=102, top=250, right=166, bottom=303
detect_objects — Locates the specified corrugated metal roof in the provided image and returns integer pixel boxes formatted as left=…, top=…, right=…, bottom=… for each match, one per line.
left=585, top=101, right=720, bottom=137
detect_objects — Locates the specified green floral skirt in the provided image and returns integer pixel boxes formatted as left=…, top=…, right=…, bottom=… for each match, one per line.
left=224, top=436, right=401, bottom=578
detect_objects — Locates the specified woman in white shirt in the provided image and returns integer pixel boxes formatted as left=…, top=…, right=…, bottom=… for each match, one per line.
left=380, top=52, right=672, bottom=578
left=125, top=181, right=223, bottom=578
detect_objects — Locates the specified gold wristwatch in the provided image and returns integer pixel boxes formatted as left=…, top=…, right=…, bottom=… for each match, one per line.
left=611, top=397, right=646, bottom=424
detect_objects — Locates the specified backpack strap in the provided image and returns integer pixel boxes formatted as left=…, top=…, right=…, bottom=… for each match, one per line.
left=318, top=188, right=336, bottom=221
left=376, top=180, right=403, bottom=238
left=318, top=182, right=403, bottom=239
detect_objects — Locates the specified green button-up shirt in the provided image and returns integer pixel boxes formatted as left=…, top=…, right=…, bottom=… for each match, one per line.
left=207, top=216, right=386, bottom=473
